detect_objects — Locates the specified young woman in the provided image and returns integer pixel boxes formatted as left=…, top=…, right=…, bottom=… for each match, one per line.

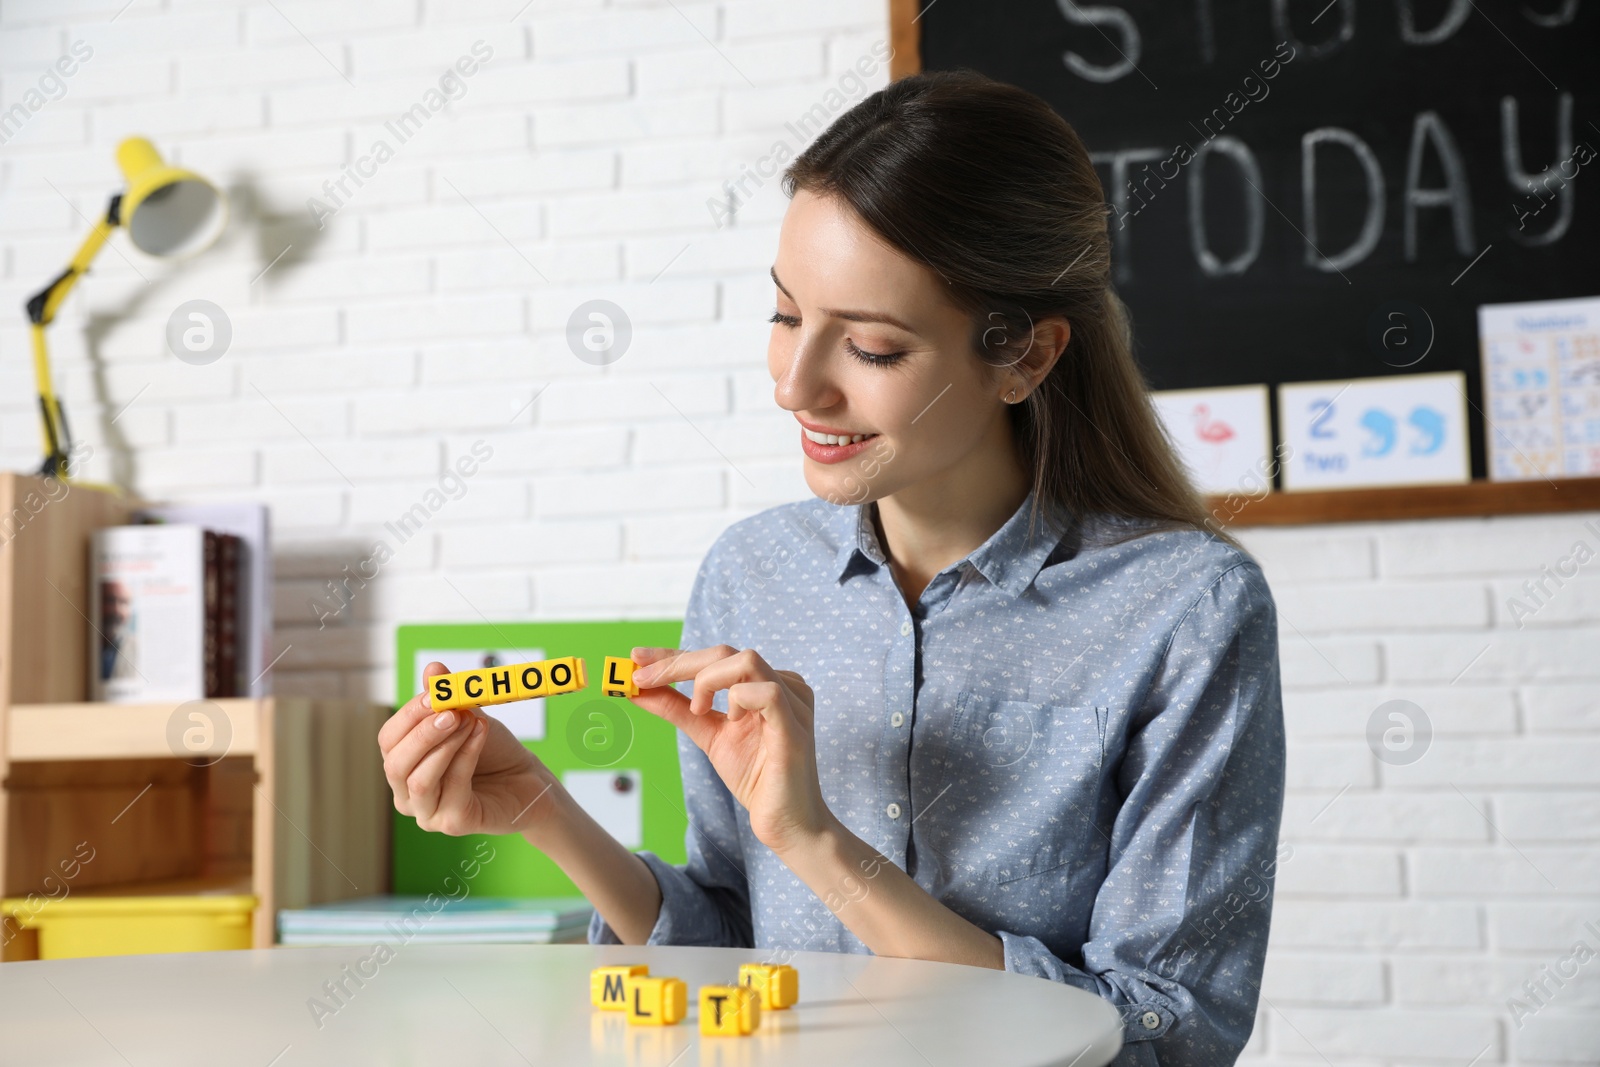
left=380, top=69, right=1285, bottom=1065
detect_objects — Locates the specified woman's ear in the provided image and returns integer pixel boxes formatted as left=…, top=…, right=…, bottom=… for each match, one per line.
left=1004, top=315, right=1070, bottom=402
left=1032, top=315, right=1071, bottom=376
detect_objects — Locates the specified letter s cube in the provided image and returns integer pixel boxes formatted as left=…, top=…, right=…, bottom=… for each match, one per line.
left=430, top=669, right=485, bottom=713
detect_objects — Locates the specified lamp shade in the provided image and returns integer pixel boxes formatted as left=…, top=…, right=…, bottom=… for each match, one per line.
left=115, top=137, right=228, bottom=258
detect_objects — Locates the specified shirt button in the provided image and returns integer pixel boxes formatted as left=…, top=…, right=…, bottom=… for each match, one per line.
left=900, top=620, right=912, bottom=636
left=1140, top=1011, right=1161, bottom=1030
left=890, top=712, right=905, bottom=727
left=886, top=802, right=902, bottom=819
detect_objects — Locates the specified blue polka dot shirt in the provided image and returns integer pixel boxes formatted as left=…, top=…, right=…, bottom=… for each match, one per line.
left=590, top=490, right=1286, bottom=1064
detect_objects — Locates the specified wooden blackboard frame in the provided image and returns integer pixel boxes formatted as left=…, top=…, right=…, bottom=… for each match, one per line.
left=883, top=0, right=1600, bottom=527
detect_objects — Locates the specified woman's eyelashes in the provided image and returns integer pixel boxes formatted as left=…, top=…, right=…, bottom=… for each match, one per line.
left=767, top=309, right=906, bottom=367
left=843, top=337, right=905, bottom=367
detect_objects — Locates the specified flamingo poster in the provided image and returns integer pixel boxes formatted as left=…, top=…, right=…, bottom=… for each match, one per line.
left=1277, top=372, right=1470, bottom=491
left=1150, top=385, right=1274, bottom=495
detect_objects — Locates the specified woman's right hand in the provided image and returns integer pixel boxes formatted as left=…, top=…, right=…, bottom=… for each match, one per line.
left=379, top=661, right=567, bottom=841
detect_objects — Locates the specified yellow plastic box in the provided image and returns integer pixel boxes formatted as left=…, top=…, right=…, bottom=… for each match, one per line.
left=2, top=887, right=257, bottom=960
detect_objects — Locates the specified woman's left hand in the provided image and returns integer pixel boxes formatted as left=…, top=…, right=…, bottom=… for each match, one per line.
left=626, top=645, right=835, bottom=856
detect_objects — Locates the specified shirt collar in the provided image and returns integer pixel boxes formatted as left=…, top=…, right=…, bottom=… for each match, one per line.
left=827, top=498, right=886, bottom=578
left=827, top=490, right=1071, bottom=598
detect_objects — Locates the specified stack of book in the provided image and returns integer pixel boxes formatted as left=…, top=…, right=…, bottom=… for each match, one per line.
left=88, top=503, right=270, bottom=702
left=277, top=896, right=595, bottom=946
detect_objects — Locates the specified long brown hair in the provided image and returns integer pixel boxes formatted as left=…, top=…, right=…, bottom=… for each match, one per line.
left=782, top=68, right=1243, bottom=553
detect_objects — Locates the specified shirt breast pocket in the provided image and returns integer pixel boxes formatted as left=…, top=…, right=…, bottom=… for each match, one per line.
left=927, top=696, right=1109, bottom=885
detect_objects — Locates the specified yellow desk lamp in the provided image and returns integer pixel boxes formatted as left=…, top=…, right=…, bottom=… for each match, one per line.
left=24, top=136, right=228, bottom=484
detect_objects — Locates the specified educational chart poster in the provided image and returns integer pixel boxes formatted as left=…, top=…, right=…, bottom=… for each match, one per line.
left=1479, top=296, right=1600, bottom=481
left=1277, top=372, right=1470, bottom=491
left=1149, top=385, right=1273, bottom=495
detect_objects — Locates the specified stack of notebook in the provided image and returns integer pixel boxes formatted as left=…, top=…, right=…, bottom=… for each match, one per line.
left=277, top=896, right=593, bottom=946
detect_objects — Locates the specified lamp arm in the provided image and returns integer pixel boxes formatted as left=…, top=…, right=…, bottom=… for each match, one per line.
left=26, top=193, right=122, bottom=327
left=23, top=193, right=121, bottom=481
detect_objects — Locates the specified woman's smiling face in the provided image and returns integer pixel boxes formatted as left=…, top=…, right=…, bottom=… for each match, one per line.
left=768, top=188, right=1015, bottom=506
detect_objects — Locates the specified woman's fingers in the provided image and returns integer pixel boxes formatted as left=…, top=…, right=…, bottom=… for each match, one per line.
left=630, top=646, right=812, bottom=732
left=627, top=684, right=722, bottom=752
left=629, top=645, right=741, bottom=693
left=678, top=650, right=781, bottom=716
left=379, top=661, right=452, bottom=752
left=773, top=670, right=815, bottom=729
left=378, top=689, right=433, bottom=753
left=726, top=680, right=802, bottom=742
left=405, top=716, right=482, bottom=826
left=430, top=719, right=488, bottom=834
left=384, top=708, right=469, bottom=807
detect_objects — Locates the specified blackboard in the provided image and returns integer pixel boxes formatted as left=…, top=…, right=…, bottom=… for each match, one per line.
left=913, top=0, right=1599, bottom=480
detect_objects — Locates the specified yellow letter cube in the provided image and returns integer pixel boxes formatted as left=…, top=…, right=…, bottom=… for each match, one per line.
left=624, top=975, right=686, bottom=1026
left=428, top=672, right=460, bottom=712
left=699, top=984, right=760, bottom=1036
left=738, top=963, right=799, bottom=1009
left=482, top=664, right=518, bottom=703
left=430, top=667, right=491, bottom=712
left=590, top=964, right=647, bottom=1010
left=545, top=656, right=585, bottom=696
left=514, top=660, right=549, bottom=699
left=430, top=656, right=588, bottom=712
left=602, top=657, right=639, bottom=698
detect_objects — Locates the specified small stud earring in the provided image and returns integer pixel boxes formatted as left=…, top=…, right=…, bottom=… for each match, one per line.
left=1005, top=388, right=1019, bottom=404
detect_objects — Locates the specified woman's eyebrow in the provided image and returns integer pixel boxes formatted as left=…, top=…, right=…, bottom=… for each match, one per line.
left=770, top=266, right=917, bottom=333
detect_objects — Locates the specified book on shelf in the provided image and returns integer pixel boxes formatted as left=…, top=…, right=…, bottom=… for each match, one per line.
left=89, top=524, right=246, bottom=703
left=131, top=501, right=272, bottom=698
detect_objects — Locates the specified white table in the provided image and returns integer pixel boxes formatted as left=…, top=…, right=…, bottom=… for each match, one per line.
left=0, top=943, right=1123, bottom=1066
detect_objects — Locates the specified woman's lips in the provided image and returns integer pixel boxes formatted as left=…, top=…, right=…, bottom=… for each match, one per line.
left=800, top=430, right=879, bottom=464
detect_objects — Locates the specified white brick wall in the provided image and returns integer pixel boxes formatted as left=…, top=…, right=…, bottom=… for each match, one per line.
left=2, top=3, right=1595, bottom=1063
left=1238, top=517, right=1600, bottom=1065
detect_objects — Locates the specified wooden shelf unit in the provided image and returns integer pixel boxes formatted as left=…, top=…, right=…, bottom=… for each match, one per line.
left=0, top=473, right=389, bottom=960
left=1208, top=476, right=1600, bottom=527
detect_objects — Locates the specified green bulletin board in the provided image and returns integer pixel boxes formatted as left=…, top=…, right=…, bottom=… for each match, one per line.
left=392, top=620, right=687, bottom=898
